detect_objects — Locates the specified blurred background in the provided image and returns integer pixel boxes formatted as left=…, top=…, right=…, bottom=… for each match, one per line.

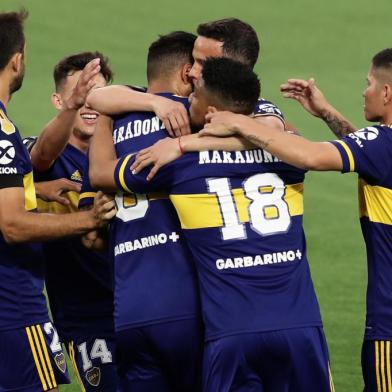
left=1, top=0, right=391, bottom=390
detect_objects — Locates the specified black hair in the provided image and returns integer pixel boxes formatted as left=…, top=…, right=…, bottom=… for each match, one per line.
left=372, top=48, right=392, bottom=71
left=201, top=57, right=260, bottom=114
left=0, top=9, right=28, bottom=71
left=197, top=18, right=259, bottom=68
left=147, top=31, right=196, bottom=82
left=54, top=51, right=113, bottom=91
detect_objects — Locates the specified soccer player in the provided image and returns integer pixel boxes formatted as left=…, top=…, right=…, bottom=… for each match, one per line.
left=113, top=57, right=333, bottom=392
left=87, top=18, right=286, bottom=135
left=202, top=48, right=392, bottom=392
left=87, top=32, right=204, bottom=391
left=0, top=10, right=115, bottom=392
left=28, top=52, right=118, bottom=391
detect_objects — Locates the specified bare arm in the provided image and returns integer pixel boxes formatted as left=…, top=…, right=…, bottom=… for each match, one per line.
left=281, top=78, right=357, bottom=138
left=201, top=111, right=343, bottom=171
left=35, top=178, right=81, bottom=206
left=0, top=187, right=115, bottom=244
left=88, top=114, right=118, bottom=192
left=87, top=86, right=190, bottom=136
left=31, top=59, right=101, bottom=171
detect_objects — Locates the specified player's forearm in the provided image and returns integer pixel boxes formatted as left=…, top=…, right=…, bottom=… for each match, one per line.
left=89, top=115, right=118, bottom=191
left=232, top=115, right=341, bottom=171
left=87, top=85, right=156, bottom=115
left=31, top=108, right=78, bottom=171
left=319, top=104, right=357, bottom=138
left=181, top=134, right=254, bottom=152
left=1, top=210, right=98, bottom=244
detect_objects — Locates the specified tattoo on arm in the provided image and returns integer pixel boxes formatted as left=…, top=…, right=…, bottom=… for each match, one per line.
left=321, top=110, right=357, bottom=138
left=245, top=134, right=272, bottom=150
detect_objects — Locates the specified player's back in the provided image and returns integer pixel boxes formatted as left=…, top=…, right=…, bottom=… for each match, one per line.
left=110, top=93, right=200, bottom=332
left=117, top=147, right=323, bottom=340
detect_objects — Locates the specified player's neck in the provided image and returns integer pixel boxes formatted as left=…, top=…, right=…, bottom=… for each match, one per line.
left=69, top=133, right=90, bottom=154
left=147, top=80, right=178, bottom=95
left=0, top=83, right=11, bottom=107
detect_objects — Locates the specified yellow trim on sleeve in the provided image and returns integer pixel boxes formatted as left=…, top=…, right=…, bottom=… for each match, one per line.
left=170, top=183, right=304, bottom=230
left=79, top=192, right=97, bottom=201
left=24, top=172, right=37, bottom=211
left=118, top=154, right=134, bottom=193
left=335, top=140, right=355, bottom=172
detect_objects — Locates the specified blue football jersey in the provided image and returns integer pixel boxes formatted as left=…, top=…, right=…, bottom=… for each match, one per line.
left=0, top=101, right=49, bottom=331
left=331, top=125, right=392, bottom=340
left=102, top=93, right=201, bottom=332
left=115, top=147, right=323, bottom=341
left=33, top=143, right=114, bottom=339
left=253, top=98, right=285, bottom=124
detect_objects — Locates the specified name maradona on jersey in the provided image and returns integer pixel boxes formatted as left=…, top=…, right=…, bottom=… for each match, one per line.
left=216, top=249, right=303, bottom=270
left=113, top=116, right=165, bottom=144
left=199, top=150, right=281, bottom=165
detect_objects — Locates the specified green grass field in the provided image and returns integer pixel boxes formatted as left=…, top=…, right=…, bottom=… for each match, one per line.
left=1, top=0, right=391, bottom=390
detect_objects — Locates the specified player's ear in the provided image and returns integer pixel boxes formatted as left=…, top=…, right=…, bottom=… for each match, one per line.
left=51, top=92, right=63, bottom=110
left=10, top=52, right=23, bottom=74
left=384, top=84, right=392, bottom=104
left=181, top=63, right=193, bottom=85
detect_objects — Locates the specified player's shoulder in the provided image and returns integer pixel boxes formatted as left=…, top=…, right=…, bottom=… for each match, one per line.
left=345, top=124, right=392, bottom=149
left=253, top=98, right=284, bottom=119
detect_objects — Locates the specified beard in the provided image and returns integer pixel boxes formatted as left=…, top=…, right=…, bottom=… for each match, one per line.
left=9, top=64, right=25, bottom=95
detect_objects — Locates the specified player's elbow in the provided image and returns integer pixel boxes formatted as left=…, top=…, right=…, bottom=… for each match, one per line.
left=1, top=221, right=25, bottom=244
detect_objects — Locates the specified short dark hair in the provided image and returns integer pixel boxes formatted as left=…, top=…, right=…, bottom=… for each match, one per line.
left=54, top=51, right=113, bottom=91
left=147, top=31, right=196, bottom=82
left=197, top=18, right=259, bottom=68
left=372, top=48, right=392, bottom=71
left=201, top=57, right=260, bottom=114
left=0, top=9, right=28, bottom=71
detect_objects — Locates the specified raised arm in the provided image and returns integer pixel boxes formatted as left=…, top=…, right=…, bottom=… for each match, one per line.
left=201, top=111, right=343, bottom=171
left=31, top=58, right=101, bottom=171
left=281, top=78, right=357, bottom=138
left=86, top=85, right=190, bottom=136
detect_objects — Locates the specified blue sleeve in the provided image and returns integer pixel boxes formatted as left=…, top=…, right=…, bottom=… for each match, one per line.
left=114, top=153, right=173, bottom=194
left=329, top=126, right=391, bottom=181
left=253, top=98, right=285, bottom=123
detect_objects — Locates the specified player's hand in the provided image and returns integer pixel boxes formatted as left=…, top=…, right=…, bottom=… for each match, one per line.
left=151, top=95, right=191, bottom=137
left=81, top=230, right=107, bottom=250
left=280, top=78, right=330, bottom=118
left=35, top=178, right=82, bottom=206
left=130, top=137, right=182, bottom=181
left=91, top=191, right=116, bottom=228
left=66, top=58, right=101, bottom=110
left=200, top=111, right=243, bottom=138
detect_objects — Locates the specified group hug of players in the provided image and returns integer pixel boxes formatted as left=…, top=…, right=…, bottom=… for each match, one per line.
left=0, top=9, right=391, bottom=392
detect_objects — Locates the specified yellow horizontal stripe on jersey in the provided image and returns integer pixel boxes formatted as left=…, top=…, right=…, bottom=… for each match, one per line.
left=37, top=191, right=80, bottom=214
left=335, top=140, right=355, bottom=172
left=122, top=191, right=169, bottom=208
left=170, top=183, right=303, bottom=230
left=359, top=180, right=392, bottom=225
left=79, top=191, right=96, bottom=201
left=24, top=172, right=37, bottom=211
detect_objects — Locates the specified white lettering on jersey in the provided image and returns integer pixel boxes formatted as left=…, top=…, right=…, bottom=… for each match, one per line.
left=216, top=249, right=302, bottom=270
left=199, top=150, right=280, bottom=165
left=0, top=140, right=15, bottom=165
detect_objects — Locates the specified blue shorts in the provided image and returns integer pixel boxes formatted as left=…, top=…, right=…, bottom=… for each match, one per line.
left=203, top=327, right=333, bottom=392
left=0, top=322, right=70, bottom=391
left=116, top=318, right=203, bottom=392
left=362, top=339, right=392, bottom=392
left=65, top=334, right=117, bottom=391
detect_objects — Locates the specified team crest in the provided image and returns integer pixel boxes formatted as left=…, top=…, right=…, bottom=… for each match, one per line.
left=0, top=110, right=15, bottom=135
left=54, top=352, right=67, bottom=373
left=85, top=367, right=101, bottom=387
